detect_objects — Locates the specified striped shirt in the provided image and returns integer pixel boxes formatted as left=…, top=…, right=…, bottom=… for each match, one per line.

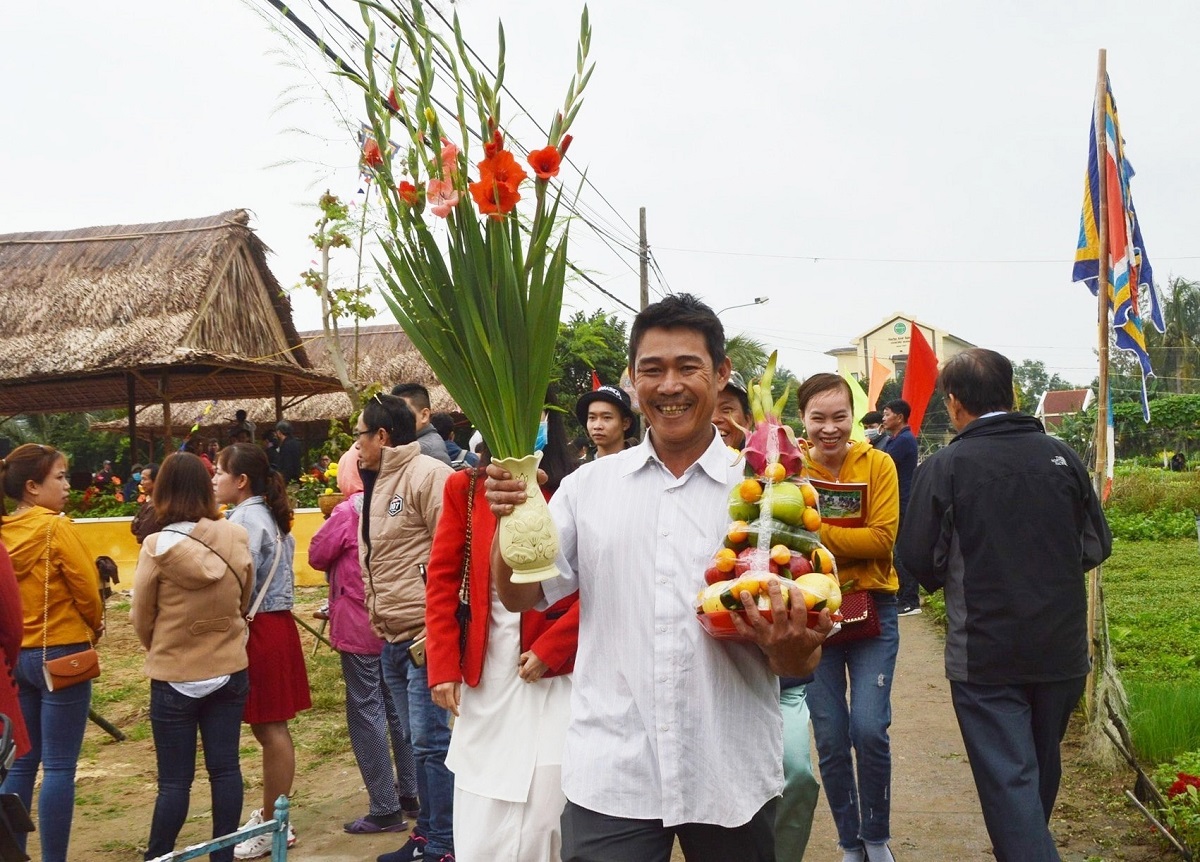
left=543, top=430, right=782, bottom=828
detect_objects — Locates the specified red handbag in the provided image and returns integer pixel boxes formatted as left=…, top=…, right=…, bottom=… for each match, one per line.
left=823, top=591, right=881, bottom=647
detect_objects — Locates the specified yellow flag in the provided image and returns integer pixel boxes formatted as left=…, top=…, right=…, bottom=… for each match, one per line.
left=841, top=370, right=870, bottom=442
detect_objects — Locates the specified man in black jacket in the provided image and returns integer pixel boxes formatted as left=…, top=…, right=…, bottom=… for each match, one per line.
left=897, top=348, right=1111, bottom=862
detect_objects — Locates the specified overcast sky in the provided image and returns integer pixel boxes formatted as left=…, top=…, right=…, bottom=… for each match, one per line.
left=5, top=1, right=1198, bottom=389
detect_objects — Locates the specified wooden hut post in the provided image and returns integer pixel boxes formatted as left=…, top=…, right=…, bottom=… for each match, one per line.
left=126, top=372, right=138, bottom=466
left=161, top=373, right=172, bottom=452
left=274, top=375, right=283, bottom=423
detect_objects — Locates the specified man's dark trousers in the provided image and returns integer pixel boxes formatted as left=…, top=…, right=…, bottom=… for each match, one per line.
left=893, top=517, right=920, bottom=610
left=561, top=799, right=776, bottom=862
left=950, top=676, right=1086, bottom=862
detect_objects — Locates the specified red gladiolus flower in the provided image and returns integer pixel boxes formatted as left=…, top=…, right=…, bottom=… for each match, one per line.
left=1169, top=773, right=1200, bottom=798
left=484, top=129, right=505, bottom=159
left=527, top=146, right=561, bottom=180
left=386, top=88, right=401, bottom=112
left=469, top=149, right=527, bottom=218
left=362, top=138, right=384, bottom=169
left=398, top=181, right=420, bottom=206
left=560, top=135, right=574, bottom=157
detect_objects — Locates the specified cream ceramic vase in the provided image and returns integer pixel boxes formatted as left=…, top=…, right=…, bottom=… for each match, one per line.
left=495, top=452, right=560, bottom=583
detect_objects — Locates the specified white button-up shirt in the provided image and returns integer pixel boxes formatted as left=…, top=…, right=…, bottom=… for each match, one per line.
left=543, top=430, right=782, bottom=828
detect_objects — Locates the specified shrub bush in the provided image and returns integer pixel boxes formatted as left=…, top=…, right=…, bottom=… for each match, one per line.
left=1106, top=509, right=1198, bottom=541
left=1106, top=466, right=1200, bottom=541
left=1108, top=466, right=1200, bottom=515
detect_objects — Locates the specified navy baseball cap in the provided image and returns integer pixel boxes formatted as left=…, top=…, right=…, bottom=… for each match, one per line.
left=575, top=385, right=634, bottom=427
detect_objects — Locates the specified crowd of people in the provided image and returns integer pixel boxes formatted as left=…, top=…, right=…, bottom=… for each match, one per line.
left=0, top=295, right=1112, bottom=862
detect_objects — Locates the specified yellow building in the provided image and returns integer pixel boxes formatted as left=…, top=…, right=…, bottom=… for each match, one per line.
left=825, top=313, right=975, bottom=382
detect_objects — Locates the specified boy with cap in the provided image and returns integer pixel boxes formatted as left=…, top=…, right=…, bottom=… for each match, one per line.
left=575, top=384, right=638, bottom=459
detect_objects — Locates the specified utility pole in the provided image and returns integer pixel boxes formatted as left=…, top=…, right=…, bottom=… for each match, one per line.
left=639, top=206, right=649, bottom=310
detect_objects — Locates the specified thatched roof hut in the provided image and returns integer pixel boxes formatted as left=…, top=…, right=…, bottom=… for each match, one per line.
left=0, top=209, right=341, bottom=415
left=92, top=324, right=461, bottom=439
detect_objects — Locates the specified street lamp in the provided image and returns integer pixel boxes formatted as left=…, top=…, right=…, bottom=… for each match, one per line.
left=716, top=296, right=769, bottom=315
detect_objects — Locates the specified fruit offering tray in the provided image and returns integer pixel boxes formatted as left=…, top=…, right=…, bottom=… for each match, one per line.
left=694, top=352, right=843, bottom=643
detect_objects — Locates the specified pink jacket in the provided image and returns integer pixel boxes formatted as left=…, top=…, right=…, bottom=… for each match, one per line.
left=308, top=493, right=384, bottom=656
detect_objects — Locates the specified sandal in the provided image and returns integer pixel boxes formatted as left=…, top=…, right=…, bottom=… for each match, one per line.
left=344, top=812, right=407, bottom=834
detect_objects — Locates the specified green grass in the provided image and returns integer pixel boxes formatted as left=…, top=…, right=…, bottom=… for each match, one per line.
left=1106, top=539, right=1200, bottom=765
left=1125, top=680, right=1200, bottom=763
left=1104, top=539, right=1200, bottom=685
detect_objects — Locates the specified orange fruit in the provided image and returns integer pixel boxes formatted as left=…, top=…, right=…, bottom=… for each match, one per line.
left=799, top=482, right=819, bottom=508
left=763, top=462, right=787, bottom=483
left=801, top=507, right=822, bottom=532
left=727, top=520, right=750, bottom=544
left=714, top=547, right=738, bottom=573
left=770, top=544, right=791, bottom=566
left=738, top=478, right=764, bottom=503
left=811, top=547, right=834, bottom=575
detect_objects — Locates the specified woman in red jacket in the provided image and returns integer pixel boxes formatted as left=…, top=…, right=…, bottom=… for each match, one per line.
left=0, top=543, right=30, bottom=763
left=427, top=417, right=579, bottom=862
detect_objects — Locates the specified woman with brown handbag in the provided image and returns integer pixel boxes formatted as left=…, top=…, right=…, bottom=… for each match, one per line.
left=0, top=443, right=104, bottom=862
left=131, top=452, right=255, bottom=862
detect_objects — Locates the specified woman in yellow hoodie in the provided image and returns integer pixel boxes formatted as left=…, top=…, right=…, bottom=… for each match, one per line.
left=0, top=443, right=104, bottom=862
left=798, top=374, right=900, bottom=862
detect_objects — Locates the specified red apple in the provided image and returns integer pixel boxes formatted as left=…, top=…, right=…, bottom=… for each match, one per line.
left=787, top=554, right=814, bottom=577
left=704, top=565, right=724, bottom=585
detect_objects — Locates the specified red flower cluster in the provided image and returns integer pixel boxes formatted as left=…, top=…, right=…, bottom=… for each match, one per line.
left=362, top=138, right=384, bottom=169
left=398, top=181, right=420, bottom=206
left=469, top=148, right=528, bottom=219
left=526, top=146, right=561, bottom=180
left=1169, top=773, right=1200, bottom=798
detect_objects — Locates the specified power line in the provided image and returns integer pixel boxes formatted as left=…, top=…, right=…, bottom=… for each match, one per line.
left=654, top=245, right=1200, bottom=265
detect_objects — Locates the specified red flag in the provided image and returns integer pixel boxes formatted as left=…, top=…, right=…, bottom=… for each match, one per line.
left=901, top=326, right=938, bottom=437
left=591, top=370, right=602, bottom=390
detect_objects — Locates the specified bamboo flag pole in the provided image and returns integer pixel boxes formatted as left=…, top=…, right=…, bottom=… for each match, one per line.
left=1086, top=48, right=1110, bottom=717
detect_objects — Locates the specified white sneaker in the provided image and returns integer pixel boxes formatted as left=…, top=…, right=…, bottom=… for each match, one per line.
left=233, top=810, right=297, bottom=860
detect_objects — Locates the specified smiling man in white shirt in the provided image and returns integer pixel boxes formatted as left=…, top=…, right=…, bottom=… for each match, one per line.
left=487, top=294, right=831, bottom=862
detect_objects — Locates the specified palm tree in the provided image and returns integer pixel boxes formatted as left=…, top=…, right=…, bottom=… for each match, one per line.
left=725, top=333, right=769, bottom=380
left=1146, top=277, right=1200, bottom=394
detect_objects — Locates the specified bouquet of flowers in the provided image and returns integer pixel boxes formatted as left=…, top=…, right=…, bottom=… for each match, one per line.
left=350, top=2, right=592, bottom=459
left=347, top=2, right=593, bottom=581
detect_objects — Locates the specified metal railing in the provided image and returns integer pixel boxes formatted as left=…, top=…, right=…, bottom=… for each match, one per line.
left=146, top=796, right=290, bottom=862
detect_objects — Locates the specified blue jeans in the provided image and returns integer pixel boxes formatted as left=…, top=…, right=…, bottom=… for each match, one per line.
left=0, top=644, right=93, bottom=862
left=950, top=676, right=1085, bottom=862
left=381, top=639, right=454, bottom=856
left=807, top=593, right=899, bottom=849
left=777, top=685, right=820, bottom=860
left=145, top=671, right=249, bottom=862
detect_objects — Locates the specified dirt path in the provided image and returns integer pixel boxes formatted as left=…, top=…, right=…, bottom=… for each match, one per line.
left=800, top=611, right=994, bottom=858
left=25, top=599, right=1163, bottom=861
